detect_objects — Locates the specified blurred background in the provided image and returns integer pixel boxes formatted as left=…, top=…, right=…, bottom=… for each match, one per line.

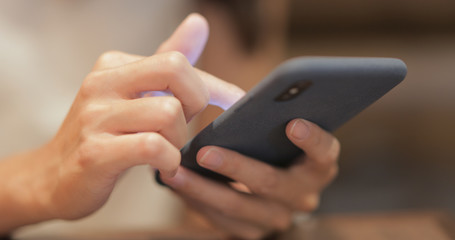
left=1, top=0, right=454, bottom=237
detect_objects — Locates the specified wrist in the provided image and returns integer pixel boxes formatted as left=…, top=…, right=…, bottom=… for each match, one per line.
left=28, top=144, right=61, bottom=221
left=0, top=145, right=58, bottom=233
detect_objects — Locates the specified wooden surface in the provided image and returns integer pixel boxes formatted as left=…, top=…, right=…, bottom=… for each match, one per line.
left=10, top=211, right=455, bottom=240
left=280, top=211, right=455, bottom=240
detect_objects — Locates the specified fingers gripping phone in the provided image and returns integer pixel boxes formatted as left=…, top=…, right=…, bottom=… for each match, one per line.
left=157, top=57, right=407, bottom=183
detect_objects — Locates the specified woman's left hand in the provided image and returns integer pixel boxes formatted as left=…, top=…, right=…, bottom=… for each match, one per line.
left=162, top=118, right=340, bottom=240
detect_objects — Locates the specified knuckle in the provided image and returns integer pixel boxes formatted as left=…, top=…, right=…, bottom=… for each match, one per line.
left=159, top=97, right=183, bottom=123
left=98, top=50, right=117, bottom=62
left=215, top=195, right=245, bottom=218
left=194, top=89, right=209, bottom=114
left=95, top=50, right=121, bottom=68
left=327, top=165, right=339, bottom=181
left=162, top=51, right=189, bottom=73
left=142, top=133, right=180, bottom=173
left=315, top=137, right=340, bottom=170
left=272, top=209, right=293, bottom=231
left=219, top=200, right=242, bottom=218
left=79, top=72, right=99, bottom=97
left=160, top=52, right=209, bottom=116
left=141, top=133, right=164, bottom=159
left=250, top=166, right=279, bottom=196
left=78, top=103, right=109, bottom=127
left=162, top=150, right=180, bottom=173
left=297, top=194, right=320, bottom=212
left=326, top=138, right=341, bottom=163
left=80, top=72, right=101, bottom=98
left=76, top=136, right=101, bottom=168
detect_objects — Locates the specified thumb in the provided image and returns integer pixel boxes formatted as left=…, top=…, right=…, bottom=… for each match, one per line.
left=156, top=13, right=209, bottom=65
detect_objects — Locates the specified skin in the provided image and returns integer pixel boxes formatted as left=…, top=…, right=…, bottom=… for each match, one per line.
left=162, top=119, right=339, bottom=239
left=0, top=14, right=340, bottom=239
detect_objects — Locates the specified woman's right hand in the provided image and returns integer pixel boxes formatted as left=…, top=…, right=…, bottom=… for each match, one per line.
left=43, top=50, right=210, bottom=220
left=0, top=14, right=244, bottom=233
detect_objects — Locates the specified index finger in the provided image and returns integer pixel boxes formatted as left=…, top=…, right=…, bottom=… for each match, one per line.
left=195, top=145, right=327, bottom=212
left=89, top=51, right=209, bottom=121
left=196, top=146, right=291, bottom=199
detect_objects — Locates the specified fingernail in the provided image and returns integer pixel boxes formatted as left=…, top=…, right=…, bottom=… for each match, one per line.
left=161, top=170, right=185, bottom=188
left=199, top=148, right=223, bottom=169
left=161, top=168, right=178, bottom=179
left=291, top=120, right=310, bottom=140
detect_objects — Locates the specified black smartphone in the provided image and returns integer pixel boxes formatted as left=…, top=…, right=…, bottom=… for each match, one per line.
left=157, top=57, right=407, bottom=183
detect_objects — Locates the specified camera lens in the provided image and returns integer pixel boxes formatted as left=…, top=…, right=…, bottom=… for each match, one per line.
left=288, top=87, right=299, bottom=95
left=274, top=80, right=313, bottom=102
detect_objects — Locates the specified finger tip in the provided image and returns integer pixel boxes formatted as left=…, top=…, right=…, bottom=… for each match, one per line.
left=182, top=14, right=209, bottom=65
left=158, top=13, right=209, bottom=65
left=159, top=170, right=176, bottom=179
left=187, top=13, right=208, bottom=28
left=287, top=118, right=299, bottom=127
left=182, top=13, right=209, bottom=39
left=286, top=118, right=311, bottom=142
left=196, top=146, right=213, bottom=163
left=286, top=119, right=297, bottom=132
left=160, top=169, right=185, bottom=188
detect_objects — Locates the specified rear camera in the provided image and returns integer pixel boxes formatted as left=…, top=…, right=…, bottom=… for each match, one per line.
left=274, top=80, right=313, bottom=102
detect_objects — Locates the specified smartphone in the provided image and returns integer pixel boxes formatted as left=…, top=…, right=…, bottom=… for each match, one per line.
left=157, top=57, right=407, bottom=183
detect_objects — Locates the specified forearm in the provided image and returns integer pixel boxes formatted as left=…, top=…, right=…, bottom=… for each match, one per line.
left=0, top=147, right=55, bottom=234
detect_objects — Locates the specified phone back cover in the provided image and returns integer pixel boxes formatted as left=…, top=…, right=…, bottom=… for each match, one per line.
left=180, top=57, right=407, bottom=181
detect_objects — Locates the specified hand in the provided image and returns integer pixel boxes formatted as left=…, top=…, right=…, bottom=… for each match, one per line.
left=41, top=14, right=245, bottom=220
left=162, top=119, right=340, bottom=239
left=0, top=13, right=244, bottom=233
